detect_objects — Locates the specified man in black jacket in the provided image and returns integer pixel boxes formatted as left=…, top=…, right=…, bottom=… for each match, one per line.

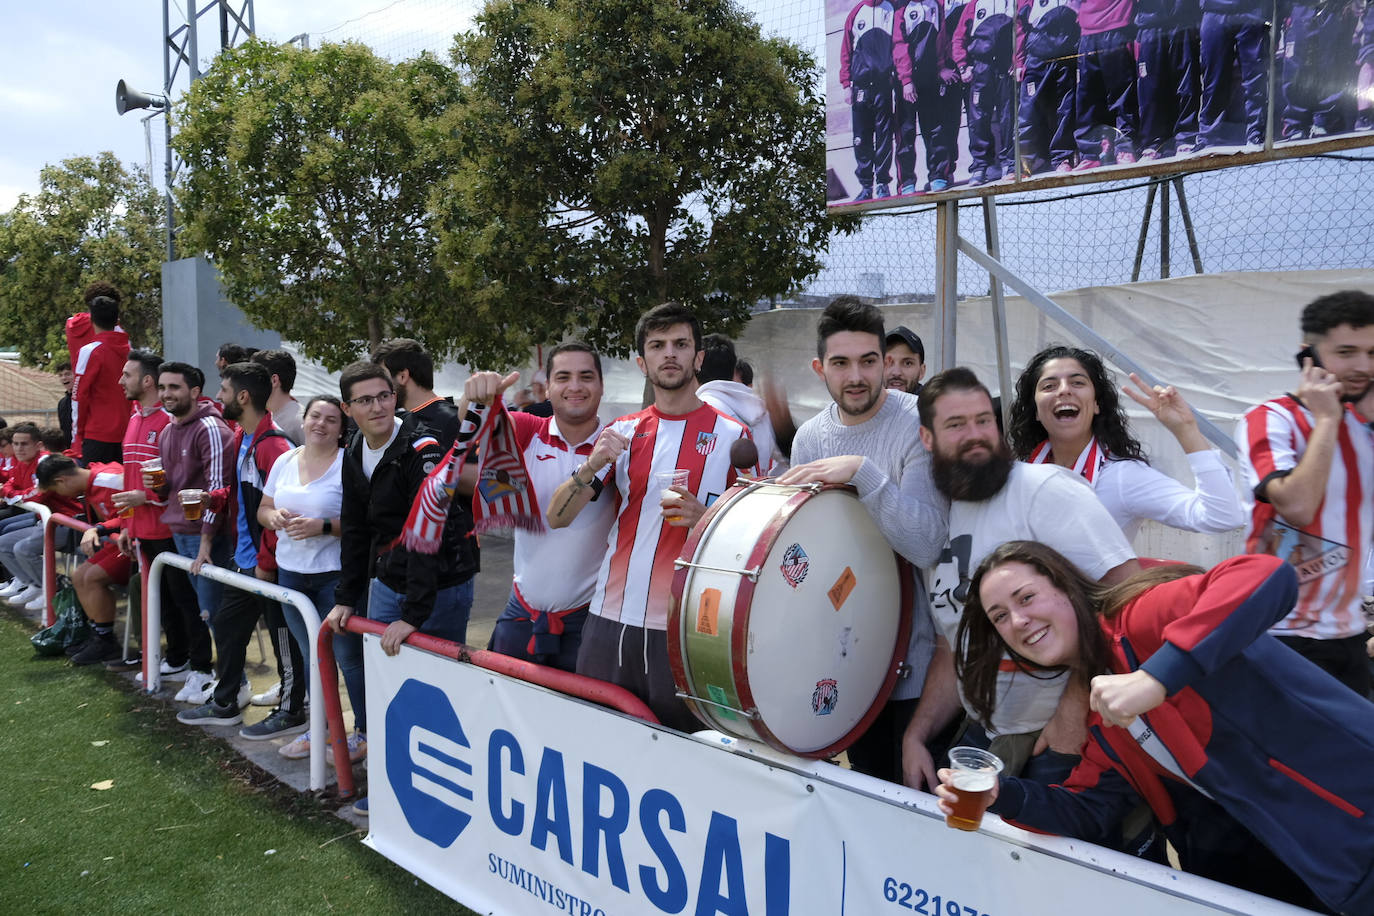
left=326, top=361, right=479, bottom=656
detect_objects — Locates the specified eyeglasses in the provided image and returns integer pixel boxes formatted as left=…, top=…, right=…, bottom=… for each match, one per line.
left=346, top=390, right=396, bottom=409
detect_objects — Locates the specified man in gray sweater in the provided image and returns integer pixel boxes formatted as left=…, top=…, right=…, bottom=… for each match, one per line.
left=779, top=296, right=948, bottom=783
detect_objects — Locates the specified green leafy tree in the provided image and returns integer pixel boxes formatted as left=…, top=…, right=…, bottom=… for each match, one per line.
left=435, top=0, right=856, bottom=362
left=173, top=40, right=463, bottom=369
left=0, top=154, right=163, bottom=366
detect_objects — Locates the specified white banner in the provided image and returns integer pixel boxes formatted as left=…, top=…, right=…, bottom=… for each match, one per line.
left=361, top=637, right=1311, bottom=916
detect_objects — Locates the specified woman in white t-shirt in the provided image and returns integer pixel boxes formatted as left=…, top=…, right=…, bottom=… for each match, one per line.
left=1008, top=346, right=1245, bottom=541
left=257, top=396, right=362, bottom=762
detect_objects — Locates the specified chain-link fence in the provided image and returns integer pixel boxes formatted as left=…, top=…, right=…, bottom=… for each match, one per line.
left=295, top=0, right=1374, bottom=303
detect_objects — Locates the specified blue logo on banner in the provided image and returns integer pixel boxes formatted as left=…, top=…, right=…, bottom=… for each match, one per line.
left=386, top=678, right=474, bottom=848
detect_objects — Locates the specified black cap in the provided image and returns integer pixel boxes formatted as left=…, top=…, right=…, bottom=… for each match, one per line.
left=885, top=325, right=924, bottom=361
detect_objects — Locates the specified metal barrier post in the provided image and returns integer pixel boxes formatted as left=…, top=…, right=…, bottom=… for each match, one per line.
left=38, top=509, right=90, bottom=628
left=146, top=553, right=329, bottom=791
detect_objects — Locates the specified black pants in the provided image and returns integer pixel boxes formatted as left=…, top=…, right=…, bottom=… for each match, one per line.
left=1076, top=26, right=1140, bottom=158
left=1019, top=52, right=1078, bottom=172
left=140, top=537, right=211, bottom=672
left=210, top=565, right=306, bottom=713
left=80, top=439, right=122, bottom=465
left=851, top=79, right=896, bottom=187
left=575, top=613, right=698, bottom=732
left=1276, top=632, right=1373, bottom=700
left=1137, top=25, right=1201, bottom=153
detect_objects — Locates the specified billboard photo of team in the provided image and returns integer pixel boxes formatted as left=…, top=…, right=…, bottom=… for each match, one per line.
left=826, top=0, right=1374, bottom=203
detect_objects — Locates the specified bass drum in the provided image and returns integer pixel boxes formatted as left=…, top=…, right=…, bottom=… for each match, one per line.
left=668, top=481, right=910, bottom=758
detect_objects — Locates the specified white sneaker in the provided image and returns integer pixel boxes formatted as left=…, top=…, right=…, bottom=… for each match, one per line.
left=250, top=681, right=281, bottom=707
left=7, top=584, right=40, bottom=607
left=212, top=678, right=253, bottom=709
left=0, top=579, right=23, bottom=598
left=134, top=660, right=190, bottom=685
left=174, top=670, right=214, bottom=703
left=24, top=591, right=47, bottom=612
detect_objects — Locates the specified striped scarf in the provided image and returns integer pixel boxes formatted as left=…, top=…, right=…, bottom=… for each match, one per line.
left=395, top=399, right=540, bottom=554
left=1026, top=436, right=1107, bottom=486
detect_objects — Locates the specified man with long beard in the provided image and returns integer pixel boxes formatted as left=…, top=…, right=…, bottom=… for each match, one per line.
left=779, top=296, right=947, bottom=784
left=1237, top=290, right=1374, bottom=698
left=904, top=367, right=1139, bottom=790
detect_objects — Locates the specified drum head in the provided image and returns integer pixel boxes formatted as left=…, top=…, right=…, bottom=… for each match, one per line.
left=671, top=483, right=907, bottom=757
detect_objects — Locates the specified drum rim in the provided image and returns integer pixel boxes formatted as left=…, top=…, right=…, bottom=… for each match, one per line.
left=669, top=480, right=914, bottom=759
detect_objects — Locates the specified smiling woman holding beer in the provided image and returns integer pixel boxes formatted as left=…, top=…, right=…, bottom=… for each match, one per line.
left=935, top=542, right=1374, bottom=914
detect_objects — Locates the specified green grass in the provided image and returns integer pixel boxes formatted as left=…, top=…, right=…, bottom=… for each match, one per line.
left=0, top=609, right=473, bottom=914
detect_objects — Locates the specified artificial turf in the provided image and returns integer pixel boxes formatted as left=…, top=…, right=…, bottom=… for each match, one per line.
left=0, top=609, right=473, bottom=914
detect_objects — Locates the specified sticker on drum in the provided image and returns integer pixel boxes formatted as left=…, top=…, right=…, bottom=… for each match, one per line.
left=696, top=588, right=721, bottom=636
left=828, top=566, right=857, bottom=610
left=780, top=542, right=809, bottom=588
left=812, top=679, right=839, bottom=716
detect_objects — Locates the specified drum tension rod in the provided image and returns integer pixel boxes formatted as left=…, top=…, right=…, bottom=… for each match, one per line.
left=672, top=559, right=761, bottom=581
left=677, top=691, right=760, bottom=719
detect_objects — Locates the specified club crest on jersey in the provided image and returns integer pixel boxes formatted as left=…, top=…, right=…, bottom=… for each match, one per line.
left=695, top=431, right=718, bottom=456
left=780, top=542, right=809, bottom=588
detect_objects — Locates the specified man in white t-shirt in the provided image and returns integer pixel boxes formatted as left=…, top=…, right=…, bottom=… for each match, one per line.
left=903, top=367, right=1140, bottom=789
left=548, top=303, right=757, bottom=730
left=464, top=343, right=614, bottom=671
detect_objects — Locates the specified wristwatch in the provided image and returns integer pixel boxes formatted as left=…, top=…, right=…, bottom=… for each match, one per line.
left=321, top=518, right=333, bottom=535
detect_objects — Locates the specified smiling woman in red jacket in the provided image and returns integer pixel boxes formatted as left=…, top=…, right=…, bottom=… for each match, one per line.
left=939, top=541, right=1374, bottom=914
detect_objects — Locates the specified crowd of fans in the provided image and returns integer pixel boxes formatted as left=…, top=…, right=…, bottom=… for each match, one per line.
left=2, top=282, right=1372, bottom=912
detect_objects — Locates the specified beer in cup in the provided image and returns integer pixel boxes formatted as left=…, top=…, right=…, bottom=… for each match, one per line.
left=179, top=488, right=206, bottom=521
left=654, top=469, right=691, bottom=522
left=143, top=459, right=166, bottom=489
left=945, top=746, right=1004, bottom=831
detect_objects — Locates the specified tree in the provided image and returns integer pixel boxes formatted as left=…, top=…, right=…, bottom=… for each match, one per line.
left=0, top=154, right=163, bottom=366
left=173, top=40, right=464, bottom=369
left=434, top=0, right=857, bottom=362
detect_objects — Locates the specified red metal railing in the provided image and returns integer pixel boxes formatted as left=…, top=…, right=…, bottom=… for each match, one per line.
left=319, top=617, right=660, bottom=797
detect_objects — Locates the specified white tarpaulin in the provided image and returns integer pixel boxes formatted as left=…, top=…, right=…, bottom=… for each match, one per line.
left=360, top=637, right=1311, bottom=915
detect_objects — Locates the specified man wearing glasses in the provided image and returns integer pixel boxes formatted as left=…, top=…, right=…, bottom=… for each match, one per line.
left=326, top=361, right=473, bottom=660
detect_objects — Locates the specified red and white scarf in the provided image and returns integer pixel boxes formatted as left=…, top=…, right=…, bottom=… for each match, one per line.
left=1027, top=436, right=1108, bottom=486
left=396, top=399, right=541, bottom=554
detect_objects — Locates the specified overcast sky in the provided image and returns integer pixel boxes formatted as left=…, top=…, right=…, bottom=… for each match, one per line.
left=0, top=1, right=478, bottom=213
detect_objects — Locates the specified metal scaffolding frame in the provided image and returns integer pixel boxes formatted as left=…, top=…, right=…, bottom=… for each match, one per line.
left=932, top=198, right=1237, bottom=458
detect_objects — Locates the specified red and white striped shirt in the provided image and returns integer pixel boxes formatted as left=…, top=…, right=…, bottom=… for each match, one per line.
left=1236, top=396, right=1374, bottom=639
left=591, top=403, right=754, bottom=629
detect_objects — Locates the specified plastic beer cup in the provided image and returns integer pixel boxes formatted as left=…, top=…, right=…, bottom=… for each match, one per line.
left=143, top=459, right=166, bottom=489
left=655, top=469, right=691, bottom=522
left=179, top=489, right=206, bottom=521
left=946, top=746, right=1004, bottom=831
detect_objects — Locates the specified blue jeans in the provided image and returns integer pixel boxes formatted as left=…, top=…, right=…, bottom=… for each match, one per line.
left=171, top=532, right=232, bottom=621
left=489, top=588, right=588, bottom=673
left=331, top=576, right=474, bottom=735
left=276, top=568, right=340, bottom=703
left=0, top=512, right=36, bottom=537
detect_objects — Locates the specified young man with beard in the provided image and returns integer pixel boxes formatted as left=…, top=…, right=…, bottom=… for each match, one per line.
left=883, top=325, right=927, bottom=394
left=547, top=303, right=757, bottom=731
left=109, top=350, right=203, bottom=675
left=779, top=297, right=947, bottom=783
left=1237, top=290, right=1374, bottom=697
left=465, top=343, right=615, bottom=672
left=906, top=367, right=1139, bottom=789
left=178, top=363, right=300, bottom=732
left=147, top=362, right=233, bottom=705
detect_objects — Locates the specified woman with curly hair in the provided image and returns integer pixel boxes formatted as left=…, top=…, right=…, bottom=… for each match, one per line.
left=1007, top=345, right=1244, bottom=539
left=939, top=540, right=1374, bottom=913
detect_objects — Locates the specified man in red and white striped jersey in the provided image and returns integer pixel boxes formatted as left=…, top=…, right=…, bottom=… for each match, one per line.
left=548, top=304, right=757, bottom=730
left=1237, top=290, right=1374, bottom=698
